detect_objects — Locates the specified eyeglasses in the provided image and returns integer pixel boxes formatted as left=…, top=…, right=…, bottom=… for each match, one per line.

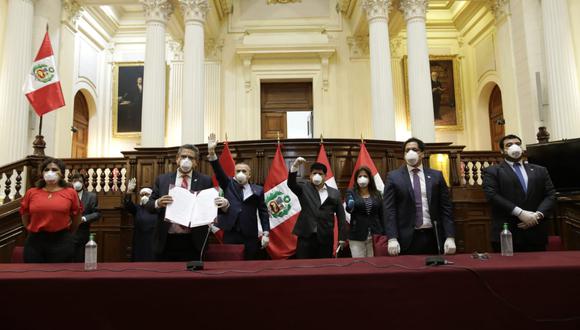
left=471, top=252, right=490, bottom=260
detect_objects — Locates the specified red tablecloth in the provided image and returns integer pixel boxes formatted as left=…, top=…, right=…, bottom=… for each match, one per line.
left=1, top=252, right=579, bottom=330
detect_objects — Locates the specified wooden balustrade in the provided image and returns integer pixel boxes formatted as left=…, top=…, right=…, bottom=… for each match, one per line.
left=0, top=139, right=576, bottom=262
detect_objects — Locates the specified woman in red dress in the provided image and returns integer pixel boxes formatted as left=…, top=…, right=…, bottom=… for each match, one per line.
left=20, top=158, right=82, bottom=263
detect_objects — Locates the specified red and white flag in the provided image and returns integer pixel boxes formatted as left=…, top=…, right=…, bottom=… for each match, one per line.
left=24, top=31, right=65, bottom=116
left=210, top=141, right=236, bottom=243
left=264, top=144, right=301, bottom=259
left=315, top=144, right=341, bottom=254
left=346, top=143, right=385, bottom=223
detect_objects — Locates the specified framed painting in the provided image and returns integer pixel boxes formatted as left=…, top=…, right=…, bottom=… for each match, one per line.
left=112, top=62, right=144, bottom=137
left=403, top=55, right=464, bottom=131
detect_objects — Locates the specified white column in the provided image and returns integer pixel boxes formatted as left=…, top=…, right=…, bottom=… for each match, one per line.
left=140, top=0, right=172, bottom=147
left=0, top=0, right=34, bottom=164
left=541, top=0, right=580, bottom=140
left=167, top=41, right=183, bottom=147
left=180, top=0, right=209, bottom=144
left=362, top=0, right=396, bottom=140
left=400, top=0, right=435, bottom=142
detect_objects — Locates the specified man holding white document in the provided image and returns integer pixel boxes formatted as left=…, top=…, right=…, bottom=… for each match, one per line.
left=207, top=133, right=270, bottom=260
left=146, top=144, right=230, bottom=261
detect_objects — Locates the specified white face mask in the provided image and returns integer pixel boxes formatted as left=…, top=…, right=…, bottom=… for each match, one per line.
left=140, top=195, right=150, bottom=206
left=507, top=144, right=523, bottom=159
left=357, top=176, right=369, bottom=188
left=235, top=172, right=248, bottom=185
left=43, top=171, right=59, bottom=184
left=72, top=181, right=83, bottom=191
left=180, top=158, right=193, bottom=173
left=405, top=150, right=420, bottom=166
left=312, top=174, right=323, bottom=186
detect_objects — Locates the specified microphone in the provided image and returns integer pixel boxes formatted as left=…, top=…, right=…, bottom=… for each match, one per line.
left=186, top=225, right=212, bottom=271
left=425, top=220, right=447, bottom=266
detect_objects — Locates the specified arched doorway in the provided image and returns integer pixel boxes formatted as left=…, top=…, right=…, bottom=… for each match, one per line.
left=488, top=85, right=504, bottom=151
left=71, top=91, right=89, bottom=158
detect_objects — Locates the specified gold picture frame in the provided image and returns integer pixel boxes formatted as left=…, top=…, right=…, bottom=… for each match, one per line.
left=112, top=62, right=144, bottom=138
left=403, top=55, right=464, bottom=131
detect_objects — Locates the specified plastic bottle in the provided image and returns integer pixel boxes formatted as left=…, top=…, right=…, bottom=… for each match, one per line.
left=500, top=223, right=513, bottom=256
left=84, top=233, right=97, bottom=270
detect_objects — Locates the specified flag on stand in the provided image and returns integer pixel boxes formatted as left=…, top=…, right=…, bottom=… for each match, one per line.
left=264, top=144, right=301, bottom=259
left=346, top=143, right=385, bottom=223
left=210, top=141, right=236, bottom=243
left=315, top=144, right=341, bottom=255
left=24, top=30, right=65, bottom=115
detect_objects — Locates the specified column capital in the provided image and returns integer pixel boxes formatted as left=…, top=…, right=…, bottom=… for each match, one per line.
left=347, top=36, right=369, bottom=59
left=179, top=0, right=209, bottom=23
left=169, top=40, right=184, bottom=61
left=62, top=0, right=83, bottom=29
left=361, top=0, right=392, bottom=22
left=205, top=38, right=224, bottom=61
left=141, top=0, right=173, bottom=23
left=399, top=0, right=428, bottom=22
left=487, top=0, right=510, bottom=22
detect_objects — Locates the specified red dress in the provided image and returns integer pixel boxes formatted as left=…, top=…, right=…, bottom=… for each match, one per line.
left=20, top=187, right=83, bottom=233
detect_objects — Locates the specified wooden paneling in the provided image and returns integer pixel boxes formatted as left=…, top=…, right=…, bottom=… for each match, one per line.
left=261, top=112, right=287, bottom=139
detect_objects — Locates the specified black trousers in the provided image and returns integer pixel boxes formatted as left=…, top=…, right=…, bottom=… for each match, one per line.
left=404, top=228, right=439, bottom=255
left=296, top=234, right=333, bottom=259
left=24, top=230, right=75, bottom=263
left=159, top=234, right=198, bottom=262
left=73, top=227, right=90, bottom=262
left=223, top=230, right=260, bottom=260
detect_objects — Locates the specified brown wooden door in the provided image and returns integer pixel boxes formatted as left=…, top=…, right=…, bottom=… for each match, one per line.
left=260, top=82, right=312, bottom=139
left=488, top=85, right=505, bottom=151
left=72, top=91, right=89, bottom=158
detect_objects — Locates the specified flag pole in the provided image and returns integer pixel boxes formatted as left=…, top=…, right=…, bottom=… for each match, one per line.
left=320, top=133, right=323, bottom=144
left=32, top=115, right=46, bottom=157
left=277, top=131, right=280, bottom=145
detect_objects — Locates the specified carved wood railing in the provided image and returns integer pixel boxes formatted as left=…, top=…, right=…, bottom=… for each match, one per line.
left=1, top=139, right=576, bottom=262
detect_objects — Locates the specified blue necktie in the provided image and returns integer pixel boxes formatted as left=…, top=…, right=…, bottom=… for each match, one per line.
left=412, top=168, right=423, bottom=228
left=513, top=163, right=527, bottom=192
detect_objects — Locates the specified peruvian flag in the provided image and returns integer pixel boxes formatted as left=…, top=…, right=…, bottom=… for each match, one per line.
left=24, top=31, right=65, bottom=116
left=210, top=141, right=236, bottom=243
left=264, top=144, right=301, bottom=259
left=315, top=144, right=341, bottom=254
left=346, top=143, right=385, bottom=222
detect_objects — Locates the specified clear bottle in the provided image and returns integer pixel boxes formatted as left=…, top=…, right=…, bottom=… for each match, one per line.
left=84, top=233, right=98, bottom=271
left=500, top=223, right=513, bottom=256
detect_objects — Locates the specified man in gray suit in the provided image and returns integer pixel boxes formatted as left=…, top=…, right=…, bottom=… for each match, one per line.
left=288, top=157, right=347, bottom=259
left=71, top=173, right=101, bottom=262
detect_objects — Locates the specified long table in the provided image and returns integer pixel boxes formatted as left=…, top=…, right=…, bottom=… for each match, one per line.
left=1, top=252, right=579, bottom=330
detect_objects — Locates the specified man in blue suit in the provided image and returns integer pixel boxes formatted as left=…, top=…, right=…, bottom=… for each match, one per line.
left=383, top=137, right=456, bottom=256
left=207, top=133, right=270, bottom=260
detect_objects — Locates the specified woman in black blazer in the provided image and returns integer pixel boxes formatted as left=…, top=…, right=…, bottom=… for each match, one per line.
left=345, top=166, right=384, bottom=258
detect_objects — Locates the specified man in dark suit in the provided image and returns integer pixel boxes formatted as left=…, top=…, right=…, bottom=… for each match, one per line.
left=383, top=137, right=455, bottom=256
left=482, top=134, right=556, bottom=252
left=207, top=134, right=270, bottom=260
left=288, top=157, right=347, bottom=259
left=146, top=144, right=221, bottom=261
left=71, top=173, right=101, bottom=262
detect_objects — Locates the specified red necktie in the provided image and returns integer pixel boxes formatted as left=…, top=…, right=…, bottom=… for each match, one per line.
left=181, top=175, right=189, bottom=189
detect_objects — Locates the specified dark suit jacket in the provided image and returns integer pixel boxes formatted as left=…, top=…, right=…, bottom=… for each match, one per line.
left=75, top=190, right=101, bottom=244
left=383, top=166, right=454, bottom=252
left=345, top=189, right=384, bottom=241
left=145, top=171, right=213, bottom=257
left=210, top=159, right=270, bottom=238
left=288, top=171, right=347, bottom=243
left=482, top=161, right=556, bottom=245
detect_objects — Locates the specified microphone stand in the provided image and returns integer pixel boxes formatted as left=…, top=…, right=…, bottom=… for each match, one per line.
left=425, top=220, right=447, bottom=266
left=187, top=225, right=212, bottom=271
